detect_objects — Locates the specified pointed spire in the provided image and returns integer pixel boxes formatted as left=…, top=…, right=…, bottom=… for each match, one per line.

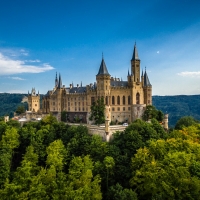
left=38, top=90, right=39, bottom=95
left=128, top=69, right=130, bottom=76
left=55, top=72, right=58, bottom=87
left=131, top=42, right=140, bottom=61
left=97, top=55, right=110, bottom=76
left=28, top=90, right=29, bottom=94
left=72, top=82, right=74, bottom=88
left=58, top=73, right=62, bottom=89
left=81, top=81, right=82, bottom=87
left=142, top=69, right=144, bottom=76
left=121, top=77, right=123, bottom=81
left=144, top=67, right=151, bottom=86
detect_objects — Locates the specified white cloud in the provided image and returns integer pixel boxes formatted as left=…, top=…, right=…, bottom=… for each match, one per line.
left=8, top=76, right=26, bottom=80
left=25, top=59, right=41, bottom=63
left=177, top=71, right=200, bottom=77
left=20, top=49, right=29, bottom=56
left=157, top=51, right=160, bottom=54
left=0, top=53, right=54, bottom=75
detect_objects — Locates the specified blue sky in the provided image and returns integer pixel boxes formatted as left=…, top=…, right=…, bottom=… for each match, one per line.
left=0, top=0, right=200, bottom=95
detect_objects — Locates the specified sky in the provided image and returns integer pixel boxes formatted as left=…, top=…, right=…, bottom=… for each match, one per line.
left=0, top=0, right=200, bottom=95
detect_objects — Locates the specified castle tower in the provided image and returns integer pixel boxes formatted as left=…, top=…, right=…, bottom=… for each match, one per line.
left=96, top=55, right=111, bottom=121
left=55, top=72, right=58, bottom=88
left=143, top=68, right=152, bottom=105
left=163, top=114, right=169, bottom=130
left=131, top=43, right=140, bottom=83
left=28, top=88, right=40, bottom=112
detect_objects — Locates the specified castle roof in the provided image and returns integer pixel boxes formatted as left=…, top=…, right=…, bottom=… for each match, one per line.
left=131, top=43, right=140, bottom=61
left=144, top=70, right=151, bottom=86
left=67, top=86, right=87, bottom=94
left=111, top=80, right=128, bottom=87
left=97, top=58, right=110, bottom=76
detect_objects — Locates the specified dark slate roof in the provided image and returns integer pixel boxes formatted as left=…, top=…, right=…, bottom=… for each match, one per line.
left=111, top=81, right=128, bottom=87
left=68, top=86, right=87, bottom=94
left=131, top=43, right=140, bottom=61
left=144, top=71, right=151, bottom=86
left=58, top=74, right=62, bottom=89
left=97, top=58, right=110, bottom=76
left=44, top=90, right=51, bottom=97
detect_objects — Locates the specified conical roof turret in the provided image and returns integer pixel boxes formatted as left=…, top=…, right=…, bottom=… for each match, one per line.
left=58, top=73, right=62, bottom=89
left=144, top=68, right=151, bottom=86
left=97, top=55, right=110, bottom=76
left=131, top=42, right=140, bottom=61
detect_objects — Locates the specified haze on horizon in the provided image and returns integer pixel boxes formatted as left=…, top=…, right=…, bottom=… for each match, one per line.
left=0, top=0, right=200, bottom=96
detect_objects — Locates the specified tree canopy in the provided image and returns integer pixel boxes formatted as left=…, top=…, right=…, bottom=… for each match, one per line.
left=0, top=114, right=200, bottom=199
left=89, top=97, right=105, bottom=125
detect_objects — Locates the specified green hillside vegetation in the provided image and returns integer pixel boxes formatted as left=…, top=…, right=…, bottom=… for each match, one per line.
left=0, top=116, right=200, bottom=199
left=0, top=93, right=28, bottom=117
left=153, top=95, right=200, bottom=127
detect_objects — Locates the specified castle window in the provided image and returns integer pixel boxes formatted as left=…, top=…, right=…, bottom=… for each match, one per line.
left=123, top=96, right=125, bottom=105
left=136, top=93, right=140, bottom=104
left=83, top=108, right=84, bottom=111
left=123, top=107, right=125, bottom=111
left=118, top=107, right=120, bottom=111
left=128, top=107, right=130, bottom=111
left=79, top=108, right=81, bottom=111
left=35, top=104, right=37, bottom=106
left=112, top=107, right=115, bottom=111
left=68, top=107, right=70, bottom=111
left=117, top=96, right=120, bottom=105
left=82, top=102, right=84, bottom=106
left=106, top=85, right=107, bottom=90
left=128, top=96, right=131, bottom=105
left=112, top=96, right=115, bottom=105
left=68, top=102, right=70, bottom=106
left=91, top=97, right=95, bottom=104
left=75, top=108, right=77, bottom=111
left=106, top=96, right=108, bottom=105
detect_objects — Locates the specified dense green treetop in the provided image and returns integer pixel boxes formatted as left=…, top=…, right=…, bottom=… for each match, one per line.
left=0, top=114, right=200, bottom=199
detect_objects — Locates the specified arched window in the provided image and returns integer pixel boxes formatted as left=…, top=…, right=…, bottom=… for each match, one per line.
left=123, top=96, right=125, bottom=105
left=112, top=96, right=115, bottom=105
left=106, top=96, right=108, bottom=105
left=128, top=96, right=131, bottom=105
left=117, top=96, right=120, bottom=105
left=136, top=93, right=140, bottom=104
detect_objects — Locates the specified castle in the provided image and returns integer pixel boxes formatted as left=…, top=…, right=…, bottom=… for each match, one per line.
left=28, top=44, right=152, bottom=124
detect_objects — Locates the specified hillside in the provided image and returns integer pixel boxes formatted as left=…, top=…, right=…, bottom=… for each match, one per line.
left=153, top=95, right=200, bottom=127
left=0, top=93, right=200, bottom=127
left=0, top=93, right=28, bottom=117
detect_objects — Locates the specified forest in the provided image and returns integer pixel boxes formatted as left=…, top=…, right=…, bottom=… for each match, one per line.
left=0, top=115, right=200, bottom=199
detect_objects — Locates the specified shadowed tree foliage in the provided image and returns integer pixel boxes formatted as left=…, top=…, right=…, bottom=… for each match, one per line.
left=142, top=105, right=164, bottom=122
left=175, top=116, right=198, bottom=130
left=89, top=97, right=105, bottom=125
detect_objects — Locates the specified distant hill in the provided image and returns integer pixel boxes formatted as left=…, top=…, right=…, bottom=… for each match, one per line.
left=0, top=93, right=199, bottom=127
left=153, top=95, right=200, bottom=127
left=0, top=93, right=28, bottom=118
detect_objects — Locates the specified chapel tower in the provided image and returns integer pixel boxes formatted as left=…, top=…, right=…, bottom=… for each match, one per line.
left=96, top=56, right=111, bottom=121
left=28, top=88, right=40, bottom=112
